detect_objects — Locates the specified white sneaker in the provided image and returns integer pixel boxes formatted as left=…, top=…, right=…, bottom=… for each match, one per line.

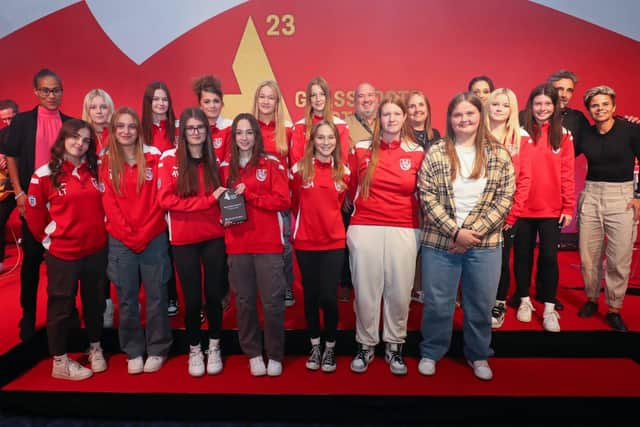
left=418, top=358, right=436, bottom=376
left=103, top=298, right=114, bottom=328
left=543, top=310, right=561, bottom=332
left=88, top=343, right=107, bottom=373
left=51, top=355, right=93, bottom=381
left=350, top=345, right=374, bottom=373
left=516, top=298, right=535, bottom=323
left=468, top=359, right=493, bottom=381
left=127, top=356, right=144, bottom=374
left=267, top=359, right=282, bottom=377
left=188, top=345, right=205, bottom=377
left=207, top=340, right=223, bottom=375
left=143, top=355, right=165, bottom=373
left=249, top=356, right=266, bottom=376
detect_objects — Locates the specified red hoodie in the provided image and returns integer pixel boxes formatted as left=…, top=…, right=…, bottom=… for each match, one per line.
left=289, top=115, right=350, bottom=166
left=157, top=149, right=224, bottom=245
left=349, top=139, right=424, bottom=228
left=290, top=158, right=350, bottom=250
left=219, top=154, right=290, bottom=254
left=520, top=123, right=575, bottom=218
left=150, top=119, right=176, bottom=153
left=26, top=161, right=107, bottom=260
left=100, top=145, right=167, bottom=252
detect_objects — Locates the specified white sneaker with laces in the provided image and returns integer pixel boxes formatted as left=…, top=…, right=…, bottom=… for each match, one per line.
left=249, top=356, right=266, bottom=376
left=127, top=356, right=144, bottom=374
left=143, top=355, right=166, bottom=373
left=468, top=359, right=493, bottom=381
left=267, top=359, right=282, bottom=376
left=103, top=298, right=114, bottom=328
left=516, top=298, right=535, bottom=323
left=418, top=358, right=436, bottom=376
left=543, top=310, right=561, bottom=332
left=88, top=343, right=107, bottom=373
left=207, top=339, right=223, bottom=375
left=51, top=355, right=93, bottom=381
left=188, top=345, right=205, bottom=377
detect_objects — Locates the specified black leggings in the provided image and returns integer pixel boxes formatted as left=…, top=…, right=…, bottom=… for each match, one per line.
left=514, top=218, right=560, bottom=304
left=172, top=238, right=226, bottom=345
left=296, top=248, right=344, bottom=342
left=496, top=226, right=516, bottom=301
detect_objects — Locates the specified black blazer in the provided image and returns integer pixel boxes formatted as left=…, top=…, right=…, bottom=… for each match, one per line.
left=0, top=106, right=73, bottom=191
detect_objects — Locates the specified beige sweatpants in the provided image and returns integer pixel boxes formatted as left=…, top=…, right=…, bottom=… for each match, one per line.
left=347, top=225, right=421, bottom=346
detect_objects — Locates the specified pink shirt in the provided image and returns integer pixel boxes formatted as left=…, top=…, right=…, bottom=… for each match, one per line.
left=34, top=106, right=62, bottom=170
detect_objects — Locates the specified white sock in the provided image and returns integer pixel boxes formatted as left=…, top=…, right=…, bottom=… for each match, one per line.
left=209, top=338, right=220, bottom=350
left=325, top=341, right=336, bottom=349
left=190, top=344, right=201, bottom=353
left=544, top=302, right=555, bottom=314
left=310, top=337, right=321, bottom=346
left=520, top=296, right=531, bottom=304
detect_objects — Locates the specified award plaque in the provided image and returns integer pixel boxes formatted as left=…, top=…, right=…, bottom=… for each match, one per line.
left=219, top=189, right=247, bottom=224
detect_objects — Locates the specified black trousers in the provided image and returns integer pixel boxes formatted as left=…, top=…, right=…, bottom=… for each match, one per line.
left=340, top=204, right=353, bottom=289
left=20, top=218, right=44, bottom=319
left=172, top=238, right=226, bottom=345
left=45, top=248, right=107, bottom=356
left=296, top=248, right=344, bottom=342
left=496, top=226, right=516, bottom=301
left=514, top=218, right=560, bottom=304
left=0, top=196, right=16, bottom=261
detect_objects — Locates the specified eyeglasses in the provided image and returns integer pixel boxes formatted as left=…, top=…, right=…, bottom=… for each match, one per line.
left=115, top=123, right=137, bottom=131
left=185, top=125, right=207, bottom=135
left=37, top=87, right=63, bottom=96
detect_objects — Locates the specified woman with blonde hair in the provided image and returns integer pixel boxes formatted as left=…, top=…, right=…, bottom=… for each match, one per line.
left=483, top=88, right=532, bottom=328
left=290, top=120, right=350, bottom=373
left=347, top=94, right=424, bottom=376
left=100, top=107, right=172, bottom=374
left=252, top=80, right=295, bottom=307
left=81, top=89, right=115, bottom=153
left=289, top=76, right=350, bottom=165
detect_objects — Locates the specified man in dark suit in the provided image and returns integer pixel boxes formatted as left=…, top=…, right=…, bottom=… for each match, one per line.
left=0, top=69, right=73, bottom=341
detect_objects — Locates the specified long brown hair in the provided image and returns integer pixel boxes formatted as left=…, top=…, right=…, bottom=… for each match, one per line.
left=406, top=90, right=435, bottom=141
left=141, top=81, right=176, bottom=148
left=106, top=107, right=146, bottom=194
left=228, top=113, right=265, bottom=186
left=49, top=119, right=99, bottom=189
left=444, top=93, right=493, bottom=181
left=304, top=77, right=333, bottom=141
left=176, top=108, right=220, bottom=196
left=360, top=93, right=416, bottom=198
left=297, top=120, right=346, bottom=189
left=523, top=83, right=563, bottom=150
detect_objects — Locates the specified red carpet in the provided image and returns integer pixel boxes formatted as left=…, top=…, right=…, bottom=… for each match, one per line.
left=5, top=353, right=639, bottom=397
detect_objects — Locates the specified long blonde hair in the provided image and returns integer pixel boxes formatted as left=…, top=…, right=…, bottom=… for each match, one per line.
left=106, top=107, right=147, bottom=194
left=253, top=80, right=288, bottom=155
left=81, top=89, right=114, bottom=126
left=298, top=120, right=346, bottom=189
left=483, top=88, right=521, bottom=153
left=361, top=93, right=416, bottom=198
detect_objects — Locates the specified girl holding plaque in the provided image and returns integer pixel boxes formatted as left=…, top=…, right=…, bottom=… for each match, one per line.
left=100, top=107, right=172, bottom=375
left=347, top=94, right=424, bottom=376
left=290, top=120, right=350, bottom=373
left=219, top=113, right=290, bottom=377
left=157, top=108, right=227, bottom=377
left=417, top=93, right=514, bottom=381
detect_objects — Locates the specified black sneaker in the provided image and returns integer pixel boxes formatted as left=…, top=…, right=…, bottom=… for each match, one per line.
left=168, top=300, right=179, bottom=317
left=321, top=345, right=336, bottom=373
left=578, top=301, right=598, bottom=318
left=284, top=287, right=295, bottom=307
left=305, top=344, right=321, bottom=371
left=491, top=302, right=506, bottom=329
left=385, top=343, right=407, bottom=375
left=605, top=312, right=628, bottom=332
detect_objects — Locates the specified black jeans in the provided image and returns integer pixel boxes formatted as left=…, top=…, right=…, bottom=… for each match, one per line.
left=45, top=248, right=106, bottom=356
left=496, top=225, right=517, bottom=301
left=172, top=238, right=226, bottom=345
left=20, top=218, right=44, bottom=319
left=514, top=218, right=560, bottom=304
left=296, top=248, right=344, bottom=342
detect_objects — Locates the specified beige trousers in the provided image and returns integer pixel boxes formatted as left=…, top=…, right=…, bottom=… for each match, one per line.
left=347, top=225, right=420, bottom=346
left=578, top=181, right=636, bottom=308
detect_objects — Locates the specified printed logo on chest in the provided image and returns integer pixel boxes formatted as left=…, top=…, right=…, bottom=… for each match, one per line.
left=399, top=158, right=411, bottom=171
left=145, top=167, right=154, bottom=181
left=256, top=169, right=267, bottom=182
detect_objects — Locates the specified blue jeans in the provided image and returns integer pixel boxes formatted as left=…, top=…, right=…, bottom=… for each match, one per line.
left=107, top=232, right=173, bottom=359
left=420, top=245, right=500, bottom=362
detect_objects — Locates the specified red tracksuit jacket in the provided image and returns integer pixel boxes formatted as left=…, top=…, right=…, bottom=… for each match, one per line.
left=259, top=119, right=293, bottom=168
left=211, top=116, right=233, bottom=163
left=289, top=115, right=351, bottom=167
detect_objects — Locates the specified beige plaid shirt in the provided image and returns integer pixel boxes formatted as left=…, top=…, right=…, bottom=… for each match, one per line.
left=418, top=139, right=515, bottom=251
